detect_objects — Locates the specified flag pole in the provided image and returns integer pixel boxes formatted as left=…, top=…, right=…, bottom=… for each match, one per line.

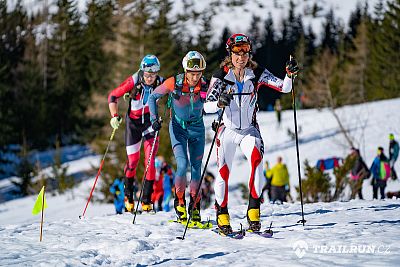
left=40, top=187, right=45, bottom=242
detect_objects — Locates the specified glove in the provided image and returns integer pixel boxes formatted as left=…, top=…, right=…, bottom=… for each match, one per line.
left=218, top=92, right=233, bottom=108
left=286, top=58, right=299, bottom=78
left=152, top=120, right=162, bottom=131
left=110, top=115, right=122, bottom=129
left=211, top=120, right=219, bottom=132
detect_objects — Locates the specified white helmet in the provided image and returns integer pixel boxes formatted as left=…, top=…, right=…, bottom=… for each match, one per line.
left=182, top=51, right=206, bottom=72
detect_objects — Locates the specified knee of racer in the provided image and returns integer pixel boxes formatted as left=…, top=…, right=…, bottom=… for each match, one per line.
left=175, top=156, right=188, bottom=177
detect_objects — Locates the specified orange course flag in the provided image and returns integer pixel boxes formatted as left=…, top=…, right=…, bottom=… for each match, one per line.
left=32, top=186, right=48, bottom=215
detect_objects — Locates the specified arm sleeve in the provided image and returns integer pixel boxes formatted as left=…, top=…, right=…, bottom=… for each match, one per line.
left=108, top=76, right=135, bottom=103
left=257, top=68, right=292, bottom=93
left=109, top=180, right=117, bottom=194
left=394, top=143, right=399, bottom=161
left=204, top=76, right=223, bottom=113
left=148, top=77, right=175, bottom=122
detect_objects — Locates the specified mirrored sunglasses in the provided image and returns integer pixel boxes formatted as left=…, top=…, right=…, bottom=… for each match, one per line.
left=231, top=44, right=251, bottom=53
left=187, top=58, right=204, bottom=69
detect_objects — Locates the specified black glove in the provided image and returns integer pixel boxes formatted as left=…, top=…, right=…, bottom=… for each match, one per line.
left=218, top=92, right=233, bottom=108
left=286, top=58, right=299, bottom=77
left=152, top=120, right=162, bottom=131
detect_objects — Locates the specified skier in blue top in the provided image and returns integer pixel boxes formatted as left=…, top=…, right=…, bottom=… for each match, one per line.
left=148, top=51, right=208, bottom=222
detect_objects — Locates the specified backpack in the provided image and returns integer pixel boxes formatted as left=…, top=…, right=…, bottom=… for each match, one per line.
left=167, top=73, right=208, bottom=109
left=380, top=160, right=391, bottom=180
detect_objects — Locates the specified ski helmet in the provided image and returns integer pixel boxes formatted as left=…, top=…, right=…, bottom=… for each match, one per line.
left=140, top=55, right=160, bottom=73
left=182, top=51, right=206, bottom=72
left=226, top=33, right=252, bottom=53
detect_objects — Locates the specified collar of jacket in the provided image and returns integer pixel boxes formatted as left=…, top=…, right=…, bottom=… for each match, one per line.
left=224, top=68, right=255, bottom=83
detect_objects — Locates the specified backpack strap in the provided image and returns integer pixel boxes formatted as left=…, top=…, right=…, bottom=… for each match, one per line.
left=250, top=66, right=264, bottom=125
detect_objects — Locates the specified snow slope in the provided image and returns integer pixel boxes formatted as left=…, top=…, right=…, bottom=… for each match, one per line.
left=1, top=98, right=400, bottom=266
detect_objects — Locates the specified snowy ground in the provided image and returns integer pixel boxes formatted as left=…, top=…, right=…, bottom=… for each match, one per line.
left=1, top=98, right=400, bottom=266
left=1, top=194, right=399, bottom=266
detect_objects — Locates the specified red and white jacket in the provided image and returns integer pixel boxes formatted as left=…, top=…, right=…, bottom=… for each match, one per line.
left=204, top=66, right=292, bottom=130
left=108, top=71, right=163, bottom=122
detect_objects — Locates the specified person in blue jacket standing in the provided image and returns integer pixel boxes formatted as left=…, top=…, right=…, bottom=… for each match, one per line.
left=370, top=147, right=391, bottom=199
left=109, top=178, right=125, bottom=214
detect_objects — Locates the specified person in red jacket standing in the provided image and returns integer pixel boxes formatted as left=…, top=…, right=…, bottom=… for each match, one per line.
left=108, top=55, right=164, bottom=213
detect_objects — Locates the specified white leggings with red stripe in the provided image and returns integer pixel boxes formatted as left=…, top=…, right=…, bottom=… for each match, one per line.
left=215, top=126, right=265, bottom=208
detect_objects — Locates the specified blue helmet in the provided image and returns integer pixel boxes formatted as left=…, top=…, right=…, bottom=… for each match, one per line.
left=140, top=54, right=160, bottom=73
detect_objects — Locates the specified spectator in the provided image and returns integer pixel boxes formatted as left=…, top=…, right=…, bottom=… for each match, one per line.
left=370, top=147, right=391, bottom=199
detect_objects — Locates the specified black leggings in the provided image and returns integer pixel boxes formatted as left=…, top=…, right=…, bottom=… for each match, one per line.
left=373, top=180, right=386, bottom=199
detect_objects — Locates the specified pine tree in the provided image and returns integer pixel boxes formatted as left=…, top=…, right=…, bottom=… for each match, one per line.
left=46, top=0, right=86, bottom=144
left=321, top=9, right=339, bottom=54
left=51, top=138, right=74, bottom=194
left=340, top=19, right=369, bottom=104
left=304, top=49, right=355, bottom=147
left=0, top=1, right=29, bottom=147
left=83, top=0, right=116, bottom=94
left=332, top=155, right=355, bottom=201
left=207, top=27, right=230, bottom=73
left=255, top=14, right=282, bottom=111
left=194, top=8, right=214, bottom=77
left=365, top=0, right=396, bottom=100
left=297, top=160, right=331, bottom=203
left=255, top=14, right=275, bottom=69
left=381, top=0, right=400, bottom=97
left=149, top=0, right=180, bottom=76
left=247, top=15, right=262, bottom=54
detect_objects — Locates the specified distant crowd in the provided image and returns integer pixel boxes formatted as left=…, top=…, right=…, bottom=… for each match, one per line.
left=262, top=133, right=399, bottom=203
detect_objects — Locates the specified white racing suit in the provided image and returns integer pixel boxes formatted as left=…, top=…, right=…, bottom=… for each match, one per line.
left=204, top=66, right=292, bottom=210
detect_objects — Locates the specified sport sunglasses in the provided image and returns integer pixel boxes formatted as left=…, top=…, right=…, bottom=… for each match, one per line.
left=187, top=58, right=205, bottom=69
left=231, top=44, right=251, bottom=53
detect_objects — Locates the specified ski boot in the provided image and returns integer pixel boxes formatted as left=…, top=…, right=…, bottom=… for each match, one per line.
left=141, top=202, right=153, bottom=212
left=141, top=180, right=154, bottom=213
left=247, top=208, right=261, bottom=232
left=247, top=195, right=261, bottom=232
left=174, top=196, right=187, bottom=221
left=124, top=177, right=135, bottom=212
left=124, top=196, right=134, bottom=212
left=216, top=202, right=232, bottom=235
left=188, top=195, right=201, bottom=222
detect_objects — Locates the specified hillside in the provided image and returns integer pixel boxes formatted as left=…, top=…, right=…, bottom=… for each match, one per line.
left=0, top=98, right=400, bottom=265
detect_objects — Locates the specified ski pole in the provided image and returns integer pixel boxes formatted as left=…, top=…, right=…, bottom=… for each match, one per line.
left=132, top=128, right=160, bottom=224
left=80, top=128, right=117, bottom=219
left=177, top=107, right=226, bottom=240
left=290, top=55, right=306, bottom=226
